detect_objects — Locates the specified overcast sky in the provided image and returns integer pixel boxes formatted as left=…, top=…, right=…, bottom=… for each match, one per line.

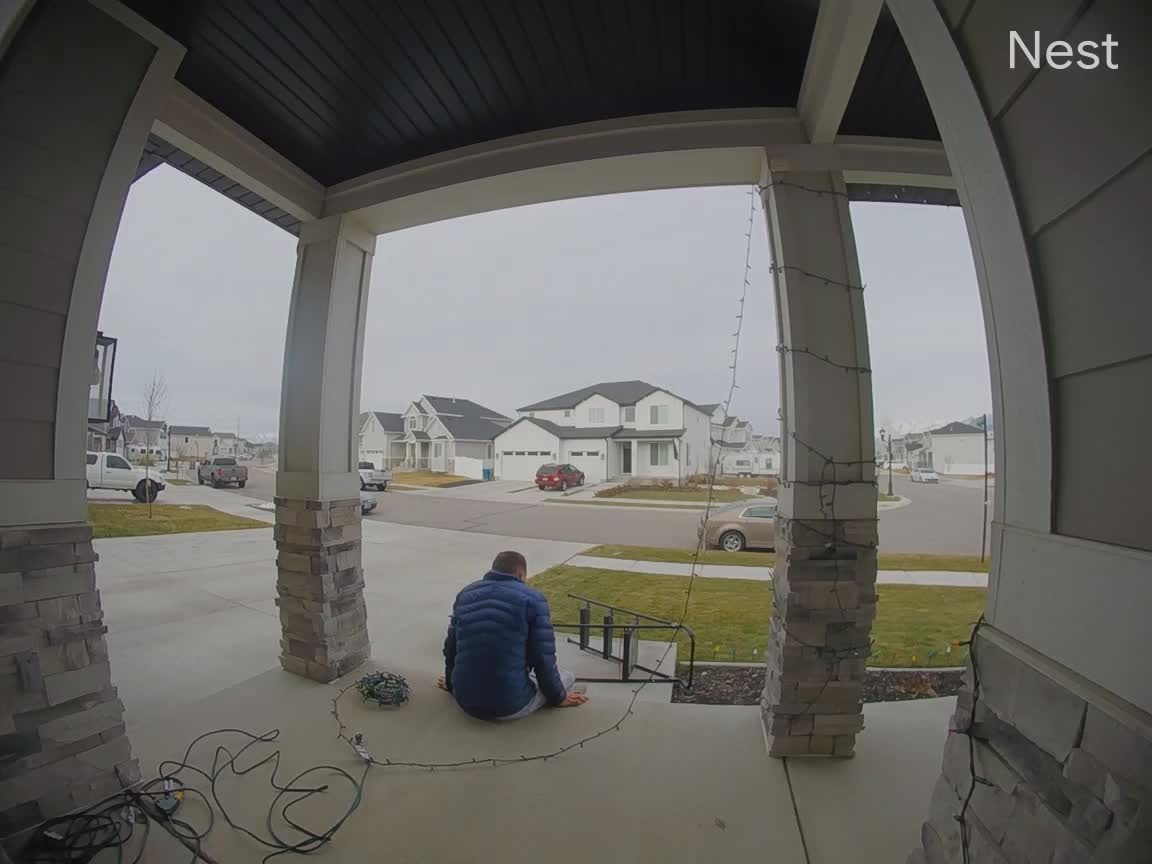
left=101, top=166, right=990, bottom=440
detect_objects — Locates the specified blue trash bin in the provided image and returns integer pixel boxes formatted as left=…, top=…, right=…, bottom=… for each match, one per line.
left=482, top=468, right=493, bottom=481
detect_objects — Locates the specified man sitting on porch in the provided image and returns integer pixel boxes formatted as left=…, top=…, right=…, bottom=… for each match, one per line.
left=439, top=550, right=588, bottom=720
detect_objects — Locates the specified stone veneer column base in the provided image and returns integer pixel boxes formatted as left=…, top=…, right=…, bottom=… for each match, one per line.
left=274, top=497, right=369, bottom=683
left=761, top=518, right=878, bottom=758
left=0, top=524, right=138, bottom=852
left=910, top=628, right=1152, bottom=863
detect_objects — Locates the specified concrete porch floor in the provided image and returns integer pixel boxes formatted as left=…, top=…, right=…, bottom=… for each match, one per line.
left=90, top=517, right=951, bottom=862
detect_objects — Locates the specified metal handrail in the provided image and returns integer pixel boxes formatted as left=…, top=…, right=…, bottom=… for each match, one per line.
left=554, top=594, right=696, bottom=689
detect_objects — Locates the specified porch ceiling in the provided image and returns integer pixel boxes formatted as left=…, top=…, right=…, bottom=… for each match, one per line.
left=121, top=0, right=938, bottom=188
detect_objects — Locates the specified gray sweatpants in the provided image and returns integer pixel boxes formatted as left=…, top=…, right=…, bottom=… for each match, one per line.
left=496, top=669, right=577, bottom=721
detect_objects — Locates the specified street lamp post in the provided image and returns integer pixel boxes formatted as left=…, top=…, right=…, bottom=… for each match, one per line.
left=879, top=428, right=893, bottom=498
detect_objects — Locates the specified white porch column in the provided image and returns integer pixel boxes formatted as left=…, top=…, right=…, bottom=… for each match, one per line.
left=0, top=1, right=182, bottom=850
left=759, top=168, right=877, bottom=758
left=274, top=214, right=374, bottom=682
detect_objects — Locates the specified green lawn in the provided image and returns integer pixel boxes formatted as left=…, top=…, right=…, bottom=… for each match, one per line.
left=532, top=565, right=984, bottom=667
left=595, top=486, right=753, bottom=502
left=392, top=471, right=472, bottom=487
left=545, top=499, right=706, bottom=509
left=581, top=544, right=989, bottom=573
left=878, top=493, right=899, bottom=502
left=166, top=478, right=192, bottom=486
left=88, top=503, right=268, bottom=539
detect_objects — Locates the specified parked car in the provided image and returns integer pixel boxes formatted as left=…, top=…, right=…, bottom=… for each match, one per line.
left=911, top=468, right=939, bottom=483
left=360, top=490, right=378, bottom=515
left=536, top=463, right=584, bottom=491
left=86, top=451, right=165, bottom=503
left=699, top=498, right=778, bottom=552
left=358, top=461, right=392, bottom=491
left=197, top=456, right=248, bottom=488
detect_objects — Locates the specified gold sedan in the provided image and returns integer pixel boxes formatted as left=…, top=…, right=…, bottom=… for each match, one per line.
left=699, top=498, right=778, bottom=552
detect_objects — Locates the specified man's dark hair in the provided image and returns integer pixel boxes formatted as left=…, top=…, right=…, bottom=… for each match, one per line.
left=492, top=550, right=527, bottom=575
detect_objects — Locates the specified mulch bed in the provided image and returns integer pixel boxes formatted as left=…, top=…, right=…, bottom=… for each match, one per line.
left=671, top=665, right=964, bottom=705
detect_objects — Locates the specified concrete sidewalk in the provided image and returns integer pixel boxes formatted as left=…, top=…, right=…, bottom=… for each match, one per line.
left=566, top=554, right=988, bottom=587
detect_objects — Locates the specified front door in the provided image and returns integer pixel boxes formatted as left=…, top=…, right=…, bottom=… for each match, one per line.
left=621, top=442, right=632, bottom=474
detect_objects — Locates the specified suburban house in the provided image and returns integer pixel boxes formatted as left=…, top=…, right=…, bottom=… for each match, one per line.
left=168, top=425, right=214, bottom=464
left=401, top=396, right=511, bottom=478
left=721, top=433, right=781, bottom=476
left=496, top=380, right=712, bottom=483
left=922, top=420, right=995, bottom=476
left=120, top=414, right=167, bottom=462
left=169, top=426, right=255, bottom=464
left=698, top=404, right=780, bottom=476
left=357, top=411, right=405, bottom=469
left=86, top=400, right=122, bottom=453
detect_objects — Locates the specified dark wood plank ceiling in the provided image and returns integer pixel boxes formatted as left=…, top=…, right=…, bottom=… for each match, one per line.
left=840, top=7, right=940, bottom=140
left=124, top=1, right=939, bottom=189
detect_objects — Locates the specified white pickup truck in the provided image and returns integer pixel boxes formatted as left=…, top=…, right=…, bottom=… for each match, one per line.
left=86, top=452, right=165, bottom=502
left=358, top=461, right=391, bottom=491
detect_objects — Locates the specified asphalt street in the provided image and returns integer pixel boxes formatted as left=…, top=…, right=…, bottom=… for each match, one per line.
left=228, top=466, right=992, bottom=555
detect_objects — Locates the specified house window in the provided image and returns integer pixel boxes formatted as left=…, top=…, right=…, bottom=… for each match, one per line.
left=649, top=443, right=670, bottom=466
left=564, top=410, right=572, bottom=418
left=515, top=451, right=526, bottom=456
left=685, top=443, right=691, bottom=464
left=589, top=407, right=605, bottom=424
left=585, top=450, right=600, bottom=457
left=527, top=412, right=534, bottom=418
left=570, top=451, right=583, bottom=457
left=502, top=451, right=513, bottom=456
left=623, top=406, right=635, bottom=423
left=649, top=405, right=669, bottom=425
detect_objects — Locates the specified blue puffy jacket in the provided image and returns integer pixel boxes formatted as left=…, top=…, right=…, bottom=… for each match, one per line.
left=443, top=570, right=567, bottom=719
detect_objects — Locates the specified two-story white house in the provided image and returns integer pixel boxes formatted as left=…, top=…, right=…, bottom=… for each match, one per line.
left=120, top=414, right=167, bottom=463
left=494, top=380, right=712, bottom=484
left=168, top=425, right=214, bottom=464
left=357, top=411, right=405, bottom=469
left=401, top=396, right=511, bottom=478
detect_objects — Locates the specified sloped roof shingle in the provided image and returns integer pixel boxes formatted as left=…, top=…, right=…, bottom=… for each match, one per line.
left=423, top=395, right=508, bottom=420
left=931, top=421, right=984, bottom=435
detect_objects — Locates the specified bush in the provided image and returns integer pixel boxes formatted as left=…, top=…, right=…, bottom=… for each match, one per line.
left=594, top=484, right=631, bottom=498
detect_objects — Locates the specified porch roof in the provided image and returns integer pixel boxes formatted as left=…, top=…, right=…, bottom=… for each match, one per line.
left=612, top=428, right=687, bottom=439
left=503, top=417, right=619, bottom=440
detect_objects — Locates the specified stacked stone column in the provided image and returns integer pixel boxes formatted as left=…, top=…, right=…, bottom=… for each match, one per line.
left=911, top=628, right=1152, bottom=862
left=0, top=525, right=138, bottom=847
left=762, top=518, right=877, bottom=756
left=759, top=168, right=877, bottom=757
left=274, top=498, right=369, bottom=682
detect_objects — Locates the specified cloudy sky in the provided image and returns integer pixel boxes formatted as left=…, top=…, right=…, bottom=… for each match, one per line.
left=101, top=166, right=990, bottom=440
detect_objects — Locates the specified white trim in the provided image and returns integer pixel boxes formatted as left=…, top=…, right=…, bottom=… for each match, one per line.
left=797, top=0, right=884, bottom=143
left=836, top=136, right=954, bottom=188
left=323, top=108, right=954, bottom=234
left=46, top=6, right=183, bottom=527
left=887, top=0, right=1052, bottom=541
left=154, top=82, right=325, bottom=223
left=326, top=108, right=803, bottom=211
left=989, top=522, right=1152, bottom=715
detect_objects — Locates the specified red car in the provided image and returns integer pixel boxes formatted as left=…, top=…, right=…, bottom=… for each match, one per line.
left=536, top=463, right=585, bottom=491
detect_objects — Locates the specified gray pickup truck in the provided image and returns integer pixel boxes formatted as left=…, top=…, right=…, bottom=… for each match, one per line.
left=198, top=456, right=248, bottom=488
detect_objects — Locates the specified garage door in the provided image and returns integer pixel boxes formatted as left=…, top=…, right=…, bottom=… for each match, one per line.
left=497, top=450, right=553, bottom=481
left=566, top=449, right=605, bottom=483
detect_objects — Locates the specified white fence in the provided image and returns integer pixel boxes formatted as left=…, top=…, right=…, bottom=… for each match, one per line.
left=453, top=456, right=487, bottom=480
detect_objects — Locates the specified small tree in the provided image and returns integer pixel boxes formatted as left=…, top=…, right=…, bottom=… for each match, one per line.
left=135, top=372, right=168, bottom=514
